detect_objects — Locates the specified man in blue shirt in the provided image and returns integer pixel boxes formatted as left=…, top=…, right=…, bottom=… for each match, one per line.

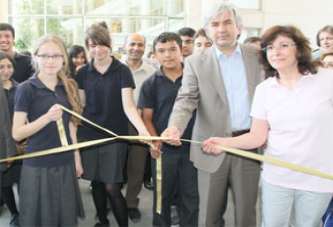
left=162, top=3, right=263, bottom=227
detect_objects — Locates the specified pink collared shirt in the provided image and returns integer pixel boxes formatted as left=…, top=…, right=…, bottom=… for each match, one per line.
left=251, top=67, right=333, bottom=192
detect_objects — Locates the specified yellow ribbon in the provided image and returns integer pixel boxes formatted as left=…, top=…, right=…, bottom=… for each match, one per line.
left=155, top=156, right=162, bottom=214
left=2, top=105, right=333, bottom=215
left=181, top=139, right=333, bottom=181
left=0, top=138, right=115, bottom=163
left=56, top=118, right=69, bottom=146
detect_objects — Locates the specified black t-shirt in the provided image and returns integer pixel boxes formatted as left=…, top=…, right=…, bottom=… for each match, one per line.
left=14, top=76, right=74, bottom=167
left=12, top=53, right=34, bottom=83
left=4, top=79, right=18, bottom=120
left=138, top=69, right=195, bottom=153
left=75, top=57, right=135, bottom=139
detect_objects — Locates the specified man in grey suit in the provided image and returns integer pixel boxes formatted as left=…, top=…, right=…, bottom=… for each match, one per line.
left=162, top=3, right=262, bottom=227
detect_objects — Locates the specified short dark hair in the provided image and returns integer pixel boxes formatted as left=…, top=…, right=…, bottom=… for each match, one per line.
left=177, top=27, right=196, bottom=38
left=0, top=23, right=15, bottom=38
left=194, top=28, right=210, bottom=40
left=85, top=24, right=111, bottom=49
left=316, top=25, right=333, bottom=47
left=244, top=36, right=261, bottom=45
left=0, top=51, right=15, bottom=69
left=153, top=32, right=182, bottom=52
left=260, top=25, right=317, bottom=78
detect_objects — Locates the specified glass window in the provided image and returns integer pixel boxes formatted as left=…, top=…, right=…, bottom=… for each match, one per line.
left=8, top=0, right=185, bottom=52
left=46, top=0, right=83, bottom=15
left=9, top=0, right=44, bottom=15
left=9, top=17, right=45, bottom=51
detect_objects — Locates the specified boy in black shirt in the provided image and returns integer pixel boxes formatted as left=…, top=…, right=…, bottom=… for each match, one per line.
left=0, top=23, right=34, bottom=83
left=139, top=32, right=198, bottom=227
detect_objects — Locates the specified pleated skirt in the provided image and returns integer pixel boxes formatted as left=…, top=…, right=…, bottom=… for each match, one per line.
left=19, top=163, right=85, bottom=227
left=79, top=141, right=128, bottom=184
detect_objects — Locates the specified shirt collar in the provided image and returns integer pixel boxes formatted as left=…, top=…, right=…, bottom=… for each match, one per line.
left=214, top=43, right=241, bottom=59
left=266, top=73, right=315, bottom=88
left=29, top=74, right=63, bottom=89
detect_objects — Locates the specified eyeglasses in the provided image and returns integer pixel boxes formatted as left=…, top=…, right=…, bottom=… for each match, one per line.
left=262, top=43, right=296, bottom=52
left=36, top=54, right=64, bottom=60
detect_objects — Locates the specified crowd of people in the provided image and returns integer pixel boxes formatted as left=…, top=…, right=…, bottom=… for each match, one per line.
left=0, top=2, right=333, bottom=227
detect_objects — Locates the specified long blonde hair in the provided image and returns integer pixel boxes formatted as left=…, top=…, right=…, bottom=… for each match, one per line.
left=33, top=35, right=82, bottom=125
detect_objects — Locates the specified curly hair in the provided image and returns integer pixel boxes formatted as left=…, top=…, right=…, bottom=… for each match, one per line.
left=260, top=25, right=317, bottom=78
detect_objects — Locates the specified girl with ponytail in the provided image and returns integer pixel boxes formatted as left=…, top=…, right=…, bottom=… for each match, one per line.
left=12, top=35, right=84, bottom=227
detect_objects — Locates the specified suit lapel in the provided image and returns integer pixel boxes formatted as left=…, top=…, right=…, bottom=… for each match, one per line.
left=201, top=48, right=229, bottom=106
left=241, top=45, right=256, bottom=101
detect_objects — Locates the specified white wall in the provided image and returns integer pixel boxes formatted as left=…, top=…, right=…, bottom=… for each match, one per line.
left=186, top=0, right=333, bottom=48
left=0, top=0, right=8, bottom=22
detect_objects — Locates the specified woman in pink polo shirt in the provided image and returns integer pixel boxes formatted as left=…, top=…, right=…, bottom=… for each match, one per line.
left=202, top=25, right=333, bottom=227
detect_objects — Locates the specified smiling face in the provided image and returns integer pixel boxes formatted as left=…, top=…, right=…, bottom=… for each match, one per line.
left=35, top=41, right=64, bottom=76
left=125, top=34, right=145, bottom=61
left=72, top=52, right=86, bottom=68
left=206, top=10, right=240, bottom=50
left=319, top=31, right=333, bottom=53
left=0, top=30, right=14, bottom=52
left=265, top=35, right=298, bottom=73
left=0, top=58, right=14, bottom=82
left=87, top=39, right=111, bottom=62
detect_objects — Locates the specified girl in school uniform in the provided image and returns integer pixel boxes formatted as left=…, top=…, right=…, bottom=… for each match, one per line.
left=76, top=24, right=150, bottom=227
left=0, top=51, right=21, bottom=227
left=12, top=35, right=84, bottom=227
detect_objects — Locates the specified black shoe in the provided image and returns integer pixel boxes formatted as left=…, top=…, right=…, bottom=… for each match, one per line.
left=9, top=213, right=19, bottom=227
left=144, top=180, right=154, bottom=190
left=128, top=207, right=141, bottom=223
left=170, top=205, right=179, bottom=225
left=94, top=219, right=110, bottom=227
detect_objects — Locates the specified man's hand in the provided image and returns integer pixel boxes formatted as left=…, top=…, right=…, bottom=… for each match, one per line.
left=161, top=126, right=182, bottom=146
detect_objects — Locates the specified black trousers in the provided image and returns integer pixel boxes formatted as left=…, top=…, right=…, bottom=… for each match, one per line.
left=152, top=152, right=199, bottom=227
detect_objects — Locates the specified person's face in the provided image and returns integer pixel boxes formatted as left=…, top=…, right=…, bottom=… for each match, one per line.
left=322, top=55, right=333, bottom=69
left=0, top=30, right=14, bottom=52
left=206, top=11, right=241, bottom=50
left=0, top=58, right=14, bottom=82
left=87, top=39, right=111, bottom=62
left=265, top=35, right=298, bottom=72
left=194, top=36, right=212, bottom=52
left=125, top=34, right=145, bottom=61
left=319, top=31, right=333, bottom=53
left=72, top=52, right=86, bottom=68
left=180, top=35, right=194, bottom=57
left=35, top=42, right=64, bottom=76
left=154, top=40, right=182, bottom=70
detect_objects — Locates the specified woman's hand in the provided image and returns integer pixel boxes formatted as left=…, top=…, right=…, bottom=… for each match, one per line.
left=45, top=104, right=63, bottom=122
left=202, top=137, right=227, bottom=155
left=150, top=141, right=162, bottom=159
left=74, top=150, right=84, bottom=177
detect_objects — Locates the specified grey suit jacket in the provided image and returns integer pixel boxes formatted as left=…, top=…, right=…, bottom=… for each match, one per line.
left=0, top=80, right=16, bottom=171
left=168, top=45, right=263, bottom=173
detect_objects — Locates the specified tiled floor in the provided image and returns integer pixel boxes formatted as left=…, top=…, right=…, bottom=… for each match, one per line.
left=0, top=180, right=258, bottom=227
